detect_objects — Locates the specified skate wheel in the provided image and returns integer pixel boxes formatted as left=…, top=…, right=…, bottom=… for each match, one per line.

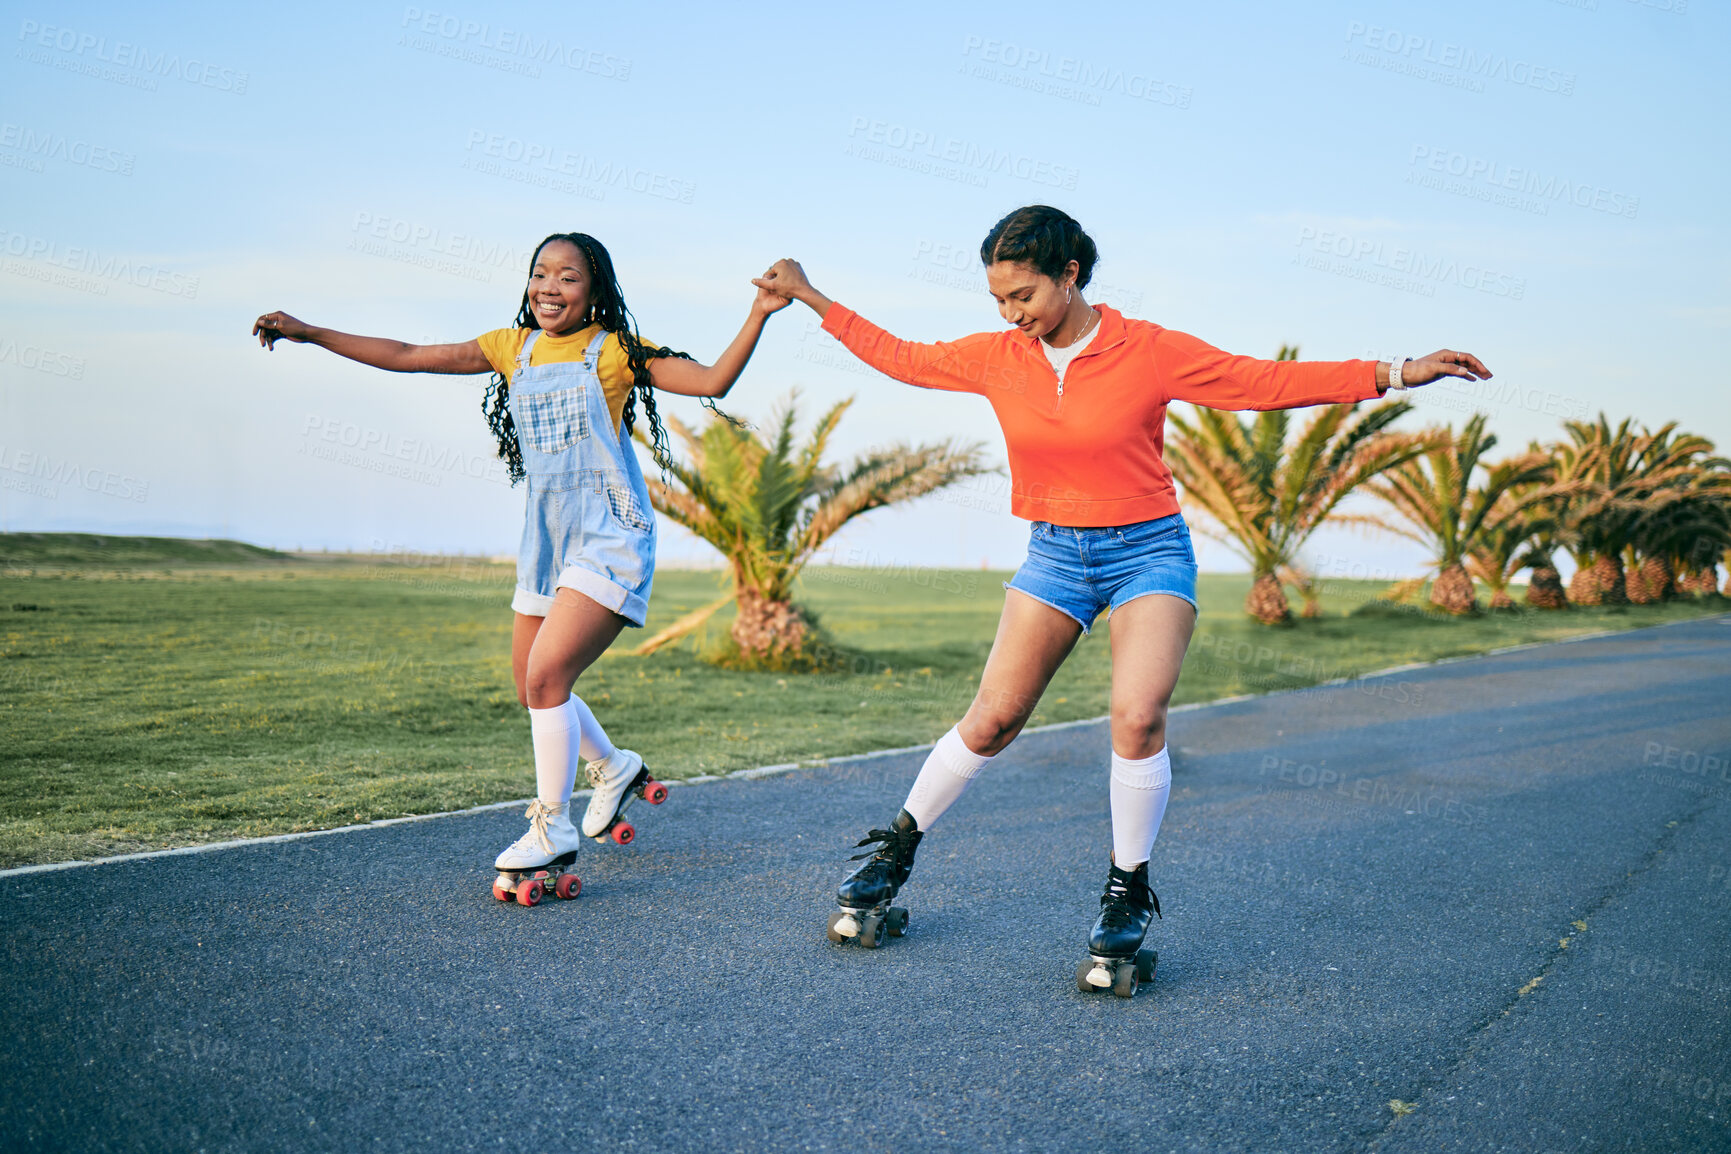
left=532, top=870, right=550, bottom=880
left=492, top=878, right=512, bottom=902
left=610, top=821, right=635, bottom=846
left=644, top=781, right=668, bottom=805
left=826, top=909, right=850, bottom=944
left=555, top=873, right=580, bottom=901
left=1112, top=961, right=1137, bottom=999
left=859, top=913, right=884, bottom=949
left=886, top=907, right=909, bottom=937
left=1136, top=949, right=1156, bottom=983
left=516, top=878, right=543, bottom=907
left=1076, top=960, right=1097, bottom=993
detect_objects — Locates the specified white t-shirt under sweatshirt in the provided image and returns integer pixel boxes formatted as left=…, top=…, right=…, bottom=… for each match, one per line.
left=1040, top=309, right=1101, bottom=385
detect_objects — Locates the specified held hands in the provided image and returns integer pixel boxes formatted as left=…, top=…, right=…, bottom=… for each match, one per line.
left=253, top=311, right=312, bottom=350
left=751, top=259, right=814, bottom=305
left=752, top=281, right=793, bottom=318
left=1393, top=349, right=1493, bottom=388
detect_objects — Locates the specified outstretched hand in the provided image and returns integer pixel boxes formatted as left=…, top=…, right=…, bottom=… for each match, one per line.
left=253, top=311, right=312, bottom=350
left=1398, top=349, right=1493, bottom=387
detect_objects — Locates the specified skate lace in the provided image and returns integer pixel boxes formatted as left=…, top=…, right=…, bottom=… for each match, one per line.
left=848, top=825, right=914, bottom=864
left=513, top=799, right=560, bottom=855
left=1099, top=870, right=1161, bottom=925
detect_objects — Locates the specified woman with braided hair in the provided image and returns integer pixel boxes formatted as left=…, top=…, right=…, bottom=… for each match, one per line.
left=755, top=205, right=1490, bottom=992
left=255, top=232, right=788, bottom=898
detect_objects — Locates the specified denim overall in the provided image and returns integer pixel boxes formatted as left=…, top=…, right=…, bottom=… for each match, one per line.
left=507, top=329, right=655, bottom=625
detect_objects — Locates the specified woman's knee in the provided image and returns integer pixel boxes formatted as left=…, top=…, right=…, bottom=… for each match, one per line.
left=1111, top=703, right=1169, bottom=758
left=522, top=662, right=574, bottom=709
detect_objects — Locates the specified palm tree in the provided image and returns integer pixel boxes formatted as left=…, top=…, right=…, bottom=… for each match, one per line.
left=1465, top=481, right=1554, bottom=610
left=1166, top=348, right=1435, bottom=624
left=636, top=392, right=990, bottom=667
left=1364, top=414, right=1550, bottom=614
left=1550, top=416, right=1651, bottom=605
left=1621, top=427, right=1730, bottom=603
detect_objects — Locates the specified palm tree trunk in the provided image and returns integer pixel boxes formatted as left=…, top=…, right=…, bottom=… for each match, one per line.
left=1429, top=563, right=1477, bottom=615
left=730, top=587, right=812, bottom=661
left=1489, top=588, right=1516, bottom=611
left=1626, top=556, right=1672, bottom=605
left=1525, top=565, right=1567, bottom=609
left=1569, top=554, right=1628, bottom=606
left=1245, top=572, right=1291, bottom=625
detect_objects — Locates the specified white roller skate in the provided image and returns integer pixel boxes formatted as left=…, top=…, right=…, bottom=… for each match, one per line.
left=491, top=799, right=584, bottom=907
left=581, top=749, right=668, bottom=845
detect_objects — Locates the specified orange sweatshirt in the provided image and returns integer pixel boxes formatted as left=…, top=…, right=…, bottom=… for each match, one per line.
left=821, top=303, right=1381, bottom=526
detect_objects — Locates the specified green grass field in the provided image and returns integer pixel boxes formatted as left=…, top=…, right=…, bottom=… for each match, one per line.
left=3, top=533, right=1724, bottom=867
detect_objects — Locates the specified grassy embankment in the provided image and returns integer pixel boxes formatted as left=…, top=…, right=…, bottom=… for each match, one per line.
left=3, top=532, right=1723, bottom=867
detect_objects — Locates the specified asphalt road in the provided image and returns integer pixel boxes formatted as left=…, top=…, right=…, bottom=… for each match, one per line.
left=3, top=618, right=1729, bottom=1153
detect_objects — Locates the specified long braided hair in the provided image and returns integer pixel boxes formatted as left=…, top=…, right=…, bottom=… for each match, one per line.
left=482, top=232, right=690, bottom=484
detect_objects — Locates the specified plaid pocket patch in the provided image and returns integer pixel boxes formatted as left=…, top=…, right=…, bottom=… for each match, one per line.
left=516, top=388, right=589, bottom=454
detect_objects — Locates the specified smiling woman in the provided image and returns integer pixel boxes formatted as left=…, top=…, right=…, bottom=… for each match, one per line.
left=754, top=203, right=1493, bottom=992
left=251, top=232, right=791, bottom=900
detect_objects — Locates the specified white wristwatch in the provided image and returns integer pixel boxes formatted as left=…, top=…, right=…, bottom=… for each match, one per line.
left=1387, top=357, right=1410, bottom=391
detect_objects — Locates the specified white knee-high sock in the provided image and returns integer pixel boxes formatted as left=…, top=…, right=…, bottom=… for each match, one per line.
left=1109, top=747, right=1172, bottom=869
left=903, top=726, right=996, bottom=831
left=569, top=694, right=617, bottom=765
left=528, top=698, right=581, bottom=808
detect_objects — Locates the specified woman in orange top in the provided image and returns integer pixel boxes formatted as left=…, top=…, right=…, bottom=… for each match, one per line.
left=755, top=206, right=1490, bottom=989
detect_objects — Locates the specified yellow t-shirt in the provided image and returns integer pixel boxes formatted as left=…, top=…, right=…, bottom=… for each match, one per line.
left=475, top=325, right=657, bottom=434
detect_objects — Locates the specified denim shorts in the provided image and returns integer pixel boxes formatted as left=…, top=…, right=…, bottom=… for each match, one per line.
left=1006, top=514, right=1199, bottom=633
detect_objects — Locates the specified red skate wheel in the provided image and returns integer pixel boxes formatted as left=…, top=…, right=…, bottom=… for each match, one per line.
left=610, top=821, right=635, bottom=846
left=644, top=781, right=668, bottom=805
left=492, top=879, right=512, bottom=902
left=516, top=878, right=543, bottom=906
left=532, top=870, right=550, bottom=880
left=555, top=873, right=580, bottom=900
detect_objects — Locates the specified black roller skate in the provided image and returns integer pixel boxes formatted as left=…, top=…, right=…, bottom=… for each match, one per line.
left=1076, top=859, right=1160, bottom=998
left=825, top=809, right=922, bottom=948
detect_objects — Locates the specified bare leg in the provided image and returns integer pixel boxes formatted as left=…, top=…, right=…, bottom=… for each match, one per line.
left=956, top=590, right=1085, bottom=755
left=1106, top=594, right=1196, bottom=758
left=518, top=589, right=631, bottom=709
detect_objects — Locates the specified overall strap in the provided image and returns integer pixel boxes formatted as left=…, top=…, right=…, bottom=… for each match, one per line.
left=584, top=329, right=610, bottom=367
left=515, top=329, right=542, bottom=374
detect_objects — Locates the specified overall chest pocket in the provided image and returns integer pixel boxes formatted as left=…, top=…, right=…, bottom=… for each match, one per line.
left=515, top=387, right=591, bottom=454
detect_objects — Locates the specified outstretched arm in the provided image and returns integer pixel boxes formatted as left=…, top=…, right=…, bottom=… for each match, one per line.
left=646, top=285, right=789, bottom=399
left=1159, top=328, right=1493, bottom=410
left=751, top=258, right=995, bottom=395
left=252, top=311, right=491, bottom=374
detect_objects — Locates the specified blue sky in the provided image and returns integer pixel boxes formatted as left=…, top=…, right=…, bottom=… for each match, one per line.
left=2, top=0, right=1724, bottom=577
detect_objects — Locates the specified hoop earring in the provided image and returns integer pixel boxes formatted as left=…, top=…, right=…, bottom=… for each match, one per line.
left=1066, top=285, right=1072, bottom=304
